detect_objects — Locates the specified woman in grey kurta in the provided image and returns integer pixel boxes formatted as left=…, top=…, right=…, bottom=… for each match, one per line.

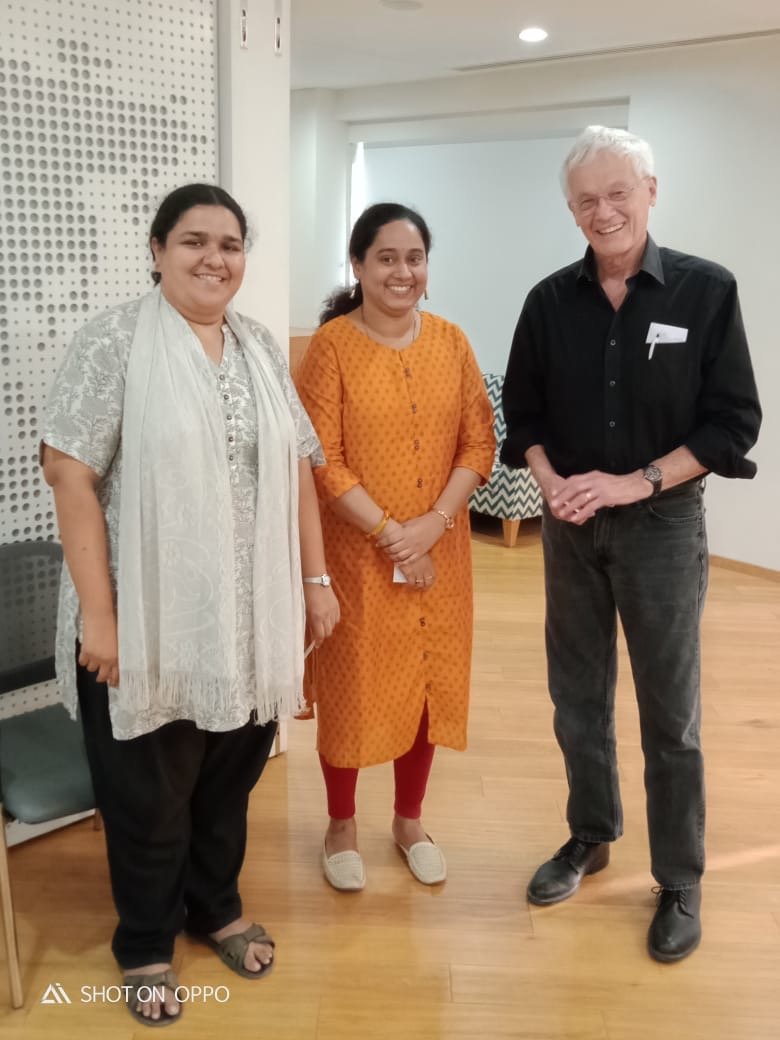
left=41, top=184, right=339, bottom=1025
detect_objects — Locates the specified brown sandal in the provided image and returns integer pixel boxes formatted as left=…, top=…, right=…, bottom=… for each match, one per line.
left=198, top=922, right=275, bottom=980
left=124, top=968, right=182, bottom=1027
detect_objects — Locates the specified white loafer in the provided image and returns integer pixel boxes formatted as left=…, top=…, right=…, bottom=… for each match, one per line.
left=396, top=837, right=447, bottom=885
left=322, top=844, right=366, bottom=891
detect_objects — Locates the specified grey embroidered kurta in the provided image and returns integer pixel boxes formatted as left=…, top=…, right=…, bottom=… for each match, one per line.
left=42, top=297, right=323, bottom=739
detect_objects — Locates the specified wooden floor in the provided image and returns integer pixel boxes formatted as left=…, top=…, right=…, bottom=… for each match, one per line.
left=2, top=517, right=779, bottom=1039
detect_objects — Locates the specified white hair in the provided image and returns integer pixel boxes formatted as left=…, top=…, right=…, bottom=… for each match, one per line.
left=561, top=126, right=655, bottom=199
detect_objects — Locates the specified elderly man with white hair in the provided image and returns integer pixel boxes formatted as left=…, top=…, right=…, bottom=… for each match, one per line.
left=501, top=125, right=761, bottom=962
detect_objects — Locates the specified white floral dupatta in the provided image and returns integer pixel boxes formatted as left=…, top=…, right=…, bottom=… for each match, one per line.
left=117, top=287, right=305, bottom=726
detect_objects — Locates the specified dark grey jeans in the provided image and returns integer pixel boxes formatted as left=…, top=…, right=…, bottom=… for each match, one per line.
left=542, top=481, right=708, bottom=889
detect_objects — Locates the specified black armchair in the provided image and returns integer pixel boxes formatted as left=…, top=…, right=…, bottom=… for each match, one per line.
left=0, top=540, right=95, bottom=1009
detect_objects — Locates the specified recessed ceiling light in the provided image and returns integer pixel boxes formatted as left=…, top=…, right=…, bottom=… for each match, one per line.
left=518, top=27, right=548, bottom=43
left=380, top=0, right=423, bottom=10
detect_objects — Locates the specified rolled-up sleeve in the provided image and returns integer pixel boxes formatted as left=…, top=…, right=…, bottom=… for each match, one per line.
left=295, top=329, right=361, bottom=501
left=452, top=329, right=495, bottom=483
left=685, top=280, right=761, bottom=479
left=500, top=289, right=546, bottom=469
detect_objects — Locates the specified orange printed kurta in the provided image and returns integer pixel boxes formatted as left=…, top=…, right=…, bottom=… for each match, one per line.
left=296, top=312, right=495, bottom=768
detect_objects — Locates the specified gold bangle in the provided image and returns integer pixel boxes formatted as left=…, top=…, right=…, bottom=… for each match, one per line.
left=366, top=509, right=390, bottom=540
left=433, top=508, right=454, bottom=530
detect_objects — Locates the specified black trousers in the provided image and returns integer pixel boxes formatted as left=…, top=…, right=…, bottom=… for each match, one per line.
left=76, top=662, right=278, bottom=969
left=542, top=483, right=707, bottom=888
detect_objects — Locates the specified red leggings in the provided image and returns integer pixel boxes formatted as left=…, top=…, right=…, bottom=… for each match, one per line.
left=319, top=706, right=435, bottom=820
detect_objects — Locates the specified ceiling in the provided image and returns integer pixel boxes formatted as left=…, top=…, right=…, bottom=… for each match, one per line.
left=290, top=0, right=780, bottom=90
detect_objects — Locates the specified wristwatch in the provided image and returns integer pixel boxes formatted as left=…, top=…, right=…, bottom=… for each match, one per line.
left=642, top=464, right=663, bottom=497
left=303, top=574, right=332, bottom=587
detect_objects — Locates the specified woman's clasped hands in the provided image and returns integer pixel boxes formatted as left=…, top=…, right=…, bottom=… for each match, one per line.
left=376, top=512, right=447, bottom=589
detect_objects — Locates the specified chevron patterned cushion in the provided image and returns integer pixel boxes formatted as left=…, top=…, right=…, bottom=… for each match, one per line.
left=470, top=373, right=543, bottom=522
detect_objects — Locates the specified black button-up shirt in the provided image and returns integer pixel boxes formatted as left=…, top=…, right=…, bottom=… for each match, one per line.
left=501, top=237, right=761, bottom=479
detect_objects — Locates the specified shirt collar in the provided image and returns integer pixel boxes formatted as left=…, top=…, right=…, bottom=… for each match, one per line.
left=577, top=235, right=666, bottom=287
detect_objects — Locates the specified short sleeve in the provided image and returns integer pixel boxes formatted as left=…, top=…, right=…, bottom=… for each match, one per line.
left=41, top=308, right=130, bottom=477
left=242, top=317, right=324, bottom=465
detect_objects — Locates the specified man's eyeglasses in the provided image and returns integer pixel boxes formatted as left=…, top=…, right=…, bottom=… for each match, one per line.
left=572, top=183, right=643, bottom=216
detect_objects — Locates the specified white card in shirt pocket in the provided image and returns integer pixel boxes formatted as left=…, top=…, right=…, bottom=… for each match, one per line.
left=646, top=321, right=689, bottom=359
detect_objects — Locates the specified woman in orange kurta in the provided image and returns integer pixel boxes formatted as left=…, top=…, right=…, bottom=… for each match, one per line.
left=296, top=203, right=494, bottom=891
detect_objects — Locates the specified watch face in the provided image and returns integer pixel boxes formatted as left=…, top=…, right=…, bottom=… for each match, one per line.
left=644, top=465, right=663, bottom=494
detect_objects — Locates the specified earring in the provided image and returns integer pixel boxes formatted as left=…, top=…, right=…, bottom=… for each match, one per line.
left=349, top=282, right=358, bottom=299
left=424, top=289, right=429, bottom=301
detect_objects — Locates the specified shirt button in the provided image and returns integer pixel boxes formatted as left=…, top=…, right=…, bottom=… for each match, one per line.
left=404, top=367, right=412, bottom=377
left=223, top=393, right=230, bottom=401
left=411, top=403, right=417, bottom=413
left=413, top=439, right=420, bottom=451
left=228, top=434, right=235, bottom=442
left=416, top=478, right=423, bottom=488
left=226, top=414, right=233, bottom=421
left=419, top=617, right=426, bottom=627
left=608, top=420, right=616, bottom=428
left=228, top=454, right=234, bottom=461
left=219, top=373, right=226, bottom=381
left=425, top=682, right=432, bottom=693
left=609, top=380, right=616, bottom=387
left=609, top=339, right=616, bottom=346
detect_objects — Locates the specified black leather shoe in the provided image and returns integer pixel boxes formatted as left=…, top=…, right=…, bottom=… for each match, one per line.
left=647, top=884, right=702, bottom=963
left=526, top=838, right=610, bottom=906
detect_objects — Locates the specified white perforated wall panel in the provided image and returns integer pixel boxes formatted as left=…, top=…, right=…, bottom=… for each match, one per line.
left=0, top=0, right=218, bottom=713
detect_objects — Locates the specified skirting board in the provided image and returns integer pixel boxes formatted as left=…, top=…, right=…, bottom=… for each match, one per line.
left=710, top=555, right=780, bottom=583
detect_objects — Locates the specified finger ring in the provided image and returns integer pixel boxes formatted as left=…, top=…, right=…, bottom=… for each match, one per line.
left=415, top=578, right=424, bottom=585
left=424, top=575, right=433, bottom=581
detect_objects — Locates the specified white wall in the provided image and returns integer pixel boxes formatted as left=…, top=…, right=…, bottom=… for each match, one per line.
left=219, top=0, right=292, bottom=348
left=363, top=137, right=584, bottom=375
left=291, top=36, right=779, bottom=570
left=290, top=89, right=349, bottom=329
